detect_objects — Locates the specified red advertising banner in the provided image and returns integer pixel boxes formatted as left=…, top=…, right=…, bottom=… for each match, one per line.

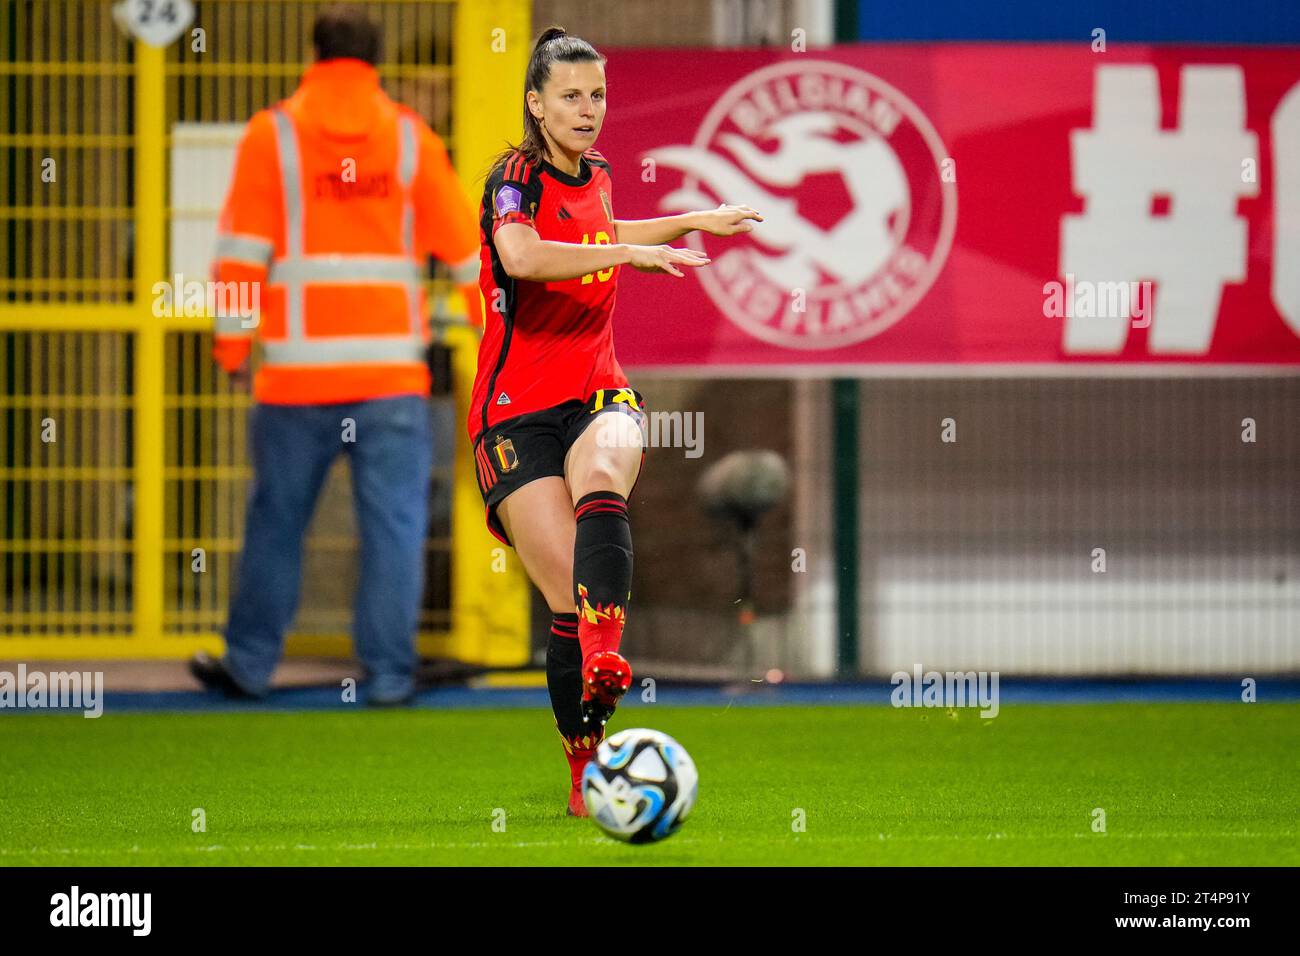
left=595, top=45, right=1300, bottom=373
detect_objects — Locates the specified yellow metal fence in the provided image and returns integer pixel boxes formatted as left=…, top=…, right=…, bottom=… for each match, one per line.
left=0, top=0, right=531, bottom=664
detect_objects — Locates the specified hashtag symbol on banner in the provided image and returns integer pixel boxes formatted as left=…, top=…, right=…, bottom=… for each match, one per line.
left=1061, top=66, right=1259, bottom=354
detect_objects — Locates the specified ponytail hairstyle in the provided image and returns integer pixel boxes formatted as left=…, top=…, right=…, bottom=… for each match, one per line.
left=484, top=26, right=605, bottom=180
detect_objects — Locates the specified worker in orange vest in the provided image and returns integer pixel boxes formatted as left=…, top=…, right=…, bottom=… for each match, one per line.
left=190, top=4, right=481, bottom=705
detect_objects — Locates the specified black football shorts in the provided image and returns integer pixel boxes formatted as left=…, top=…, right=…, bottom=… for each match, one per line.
left=473, top=387, right=648, bottom=546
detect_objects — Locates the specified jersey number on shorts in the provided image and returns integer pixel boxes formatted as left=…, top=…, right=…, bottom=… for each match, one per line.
left=590, top=388, right=642, bottom=414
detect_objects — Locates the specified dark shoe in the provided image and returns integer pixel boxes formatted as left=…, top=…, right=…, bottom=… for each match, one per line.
left=188, top=652, right=258, bottom=699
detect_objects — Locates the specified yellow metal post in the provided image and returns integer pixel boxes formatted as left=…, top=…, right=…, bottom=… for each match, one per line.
left=133, top=42, right=167, bottom=646
left=448, top=0, right=532, bottom=665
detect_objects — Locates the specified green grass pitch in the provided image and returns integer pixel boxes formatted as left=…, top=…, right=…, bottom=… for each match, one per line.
left=2, top=703, right=1296, bottom=866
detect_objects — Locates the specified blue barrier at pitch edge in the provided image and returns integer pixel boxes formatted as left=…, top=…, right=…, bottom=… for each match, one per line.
left=3, top=677, right=1296, bottom=714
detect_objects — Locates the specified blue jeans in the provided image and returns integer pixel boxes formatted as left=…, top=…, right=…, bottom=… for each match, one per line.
left=222, top=394, right=434, bottom=701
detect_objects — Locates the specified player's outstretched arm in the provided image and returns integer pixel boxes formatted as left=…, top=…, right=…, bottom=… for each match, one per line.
left=496, top=222, right=711, bottom=281
left=614, top=203, right=763, bottom=245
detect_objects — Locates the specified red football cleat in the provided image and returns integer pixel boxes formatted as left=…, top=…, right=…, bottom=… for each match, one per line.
left=580, top=650, right=632, bottom=731
left=582, top=650, right=632, bottom=707
left=563, top=739, right=598, bottom=818
left=566, top=784, right=588, bottom=818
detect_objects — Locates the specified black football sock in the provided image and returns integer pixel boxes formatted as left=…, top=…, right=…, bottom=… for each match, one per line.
left=572, top=490, right=633, bottom=662
left=546, top=613, right=593, bottom=750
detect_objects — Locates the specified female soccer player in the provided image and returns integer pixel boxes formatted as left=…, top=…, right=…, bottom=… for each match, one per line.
left=470, top=27, right=761, bottom=816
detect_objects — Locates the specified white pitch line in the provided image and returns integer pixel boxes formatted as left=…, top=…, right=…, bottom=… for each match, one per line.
left=0, top=837, right=615, bottom=856
left=0, top=831, right=1293, bottom=858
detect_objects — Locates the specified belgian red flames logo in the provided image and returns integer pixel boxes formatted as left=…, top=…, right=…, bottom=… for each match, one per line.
left=646, top=60, right=957, bottom=349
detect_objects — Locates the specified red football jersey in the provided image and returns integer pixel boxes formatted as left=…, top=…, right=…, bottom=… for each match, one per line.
left=468, top=148, right=630, bottom=445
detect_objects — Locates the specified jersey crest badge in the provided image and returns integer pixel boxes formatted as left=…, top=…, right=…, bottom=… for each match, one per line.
left=493, top=436, right=520, bottom=473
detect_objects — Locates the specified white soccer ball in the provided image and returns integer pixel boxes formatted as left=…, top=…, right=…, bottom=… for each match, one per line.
left=581, top=728, right=699, bottom=843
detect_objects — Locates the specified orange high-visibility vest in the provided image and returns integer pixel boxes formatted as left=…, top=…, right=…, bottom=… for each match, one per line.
left=211, top=59, right=481, bottom=404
